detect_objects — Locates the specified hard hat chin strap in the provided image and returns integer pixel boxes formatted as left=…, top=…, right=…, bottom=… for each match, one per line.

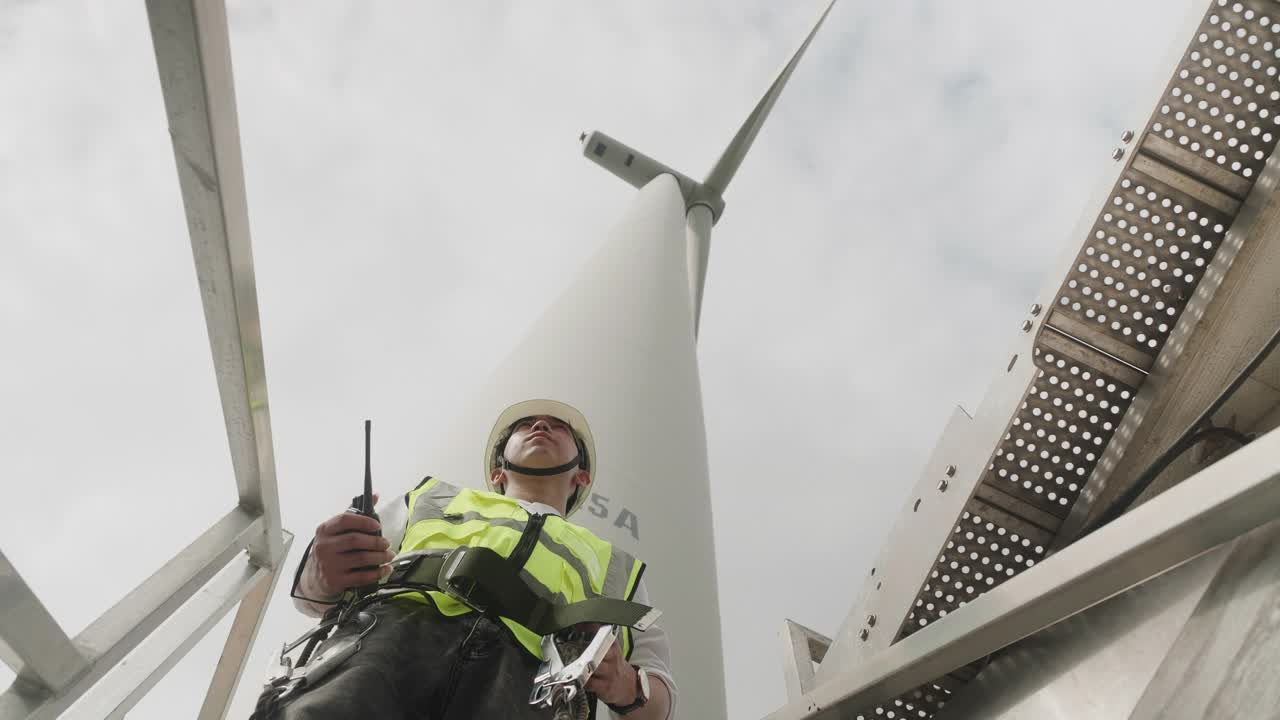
left=501, top=455, right=581, bottom=477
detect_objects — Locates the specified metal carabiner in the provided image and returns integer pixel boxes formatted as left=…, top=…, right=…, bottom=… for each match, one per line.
left=272, top=611, right=378, bottom=702
left=529, top=625, right=617, bottom=715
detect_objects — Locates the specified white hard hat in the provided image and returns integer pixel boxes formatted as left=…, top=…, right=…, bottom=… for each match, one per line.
left=485, top=399, right=596, bottom=517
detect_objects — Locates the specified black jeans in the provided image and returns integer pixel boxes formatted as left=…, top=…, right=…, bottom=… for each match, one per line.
left=268, top=599, right=556, bottom=719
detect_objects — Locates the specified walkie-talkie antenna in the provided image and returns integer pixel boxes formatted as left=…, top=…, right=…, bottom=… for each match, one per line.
left=363, top=419, right=374, bottom=515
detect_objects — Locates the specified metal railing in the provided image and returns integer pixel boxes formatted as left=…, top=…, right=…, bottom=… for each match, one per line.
left=0, top=2, right=290, bottom=718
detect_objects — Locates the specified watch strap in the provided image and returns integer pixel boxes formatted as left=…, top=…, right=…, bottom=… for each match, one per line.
left=605, top=665, right=650, bottom=715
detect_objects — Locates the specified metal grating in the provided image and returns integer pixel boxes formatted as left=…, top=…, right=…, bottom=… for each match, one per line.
left=1160, top=1, right=1280, bottom=183
left=848, top=665, right=983, bottom=720
left=900, top=346, right=1137, bottom=636
left=1054, top=170, right=1231, bottom=359
left=1048, top=0, right=1280, bottom=367
left=841, top=1, right=1280, bottom=717
left=851, top=682, right=951, bottom=720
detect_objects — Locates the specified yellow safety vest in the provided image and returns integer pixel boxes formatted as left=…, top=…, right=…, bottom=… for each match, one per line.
left=396, top=477, right=646, bottom=659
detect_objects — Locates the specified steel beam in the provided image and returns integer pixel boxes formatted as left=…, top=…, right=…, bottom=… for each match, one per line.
left=1037, top=325, right=1148, bottom=389
left=1139, top=134, right=1252, bottom=200
left=781, top=620, right=831, bottom=702
left=145, top=0, right=283, bottom=567
left=196, top=532, right=293, bottom=720
left=1127, top=520, right=1280, bottom=719
left=1130, top=155, right=1242, bottom=215
left=0, top=508, right=262, bottom=720
left=0, top=552, right=88, bottom=697
left=86, top=532, right=294, bottom=720
left=762, top=425, right=1280, bottom=719
left=1042, top=311, right=1153, bottom=377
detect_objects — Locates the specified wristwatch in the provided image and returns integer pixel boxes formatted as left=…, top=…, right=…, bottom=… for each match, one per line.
left=606, top=665, right=651, bottom=715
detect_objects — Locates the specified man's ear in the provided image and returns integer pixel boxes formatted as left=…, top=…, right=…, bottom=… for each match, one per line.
left=491, top=468, right=507, bottom=493
left=572, top=469, right=591, bottom=489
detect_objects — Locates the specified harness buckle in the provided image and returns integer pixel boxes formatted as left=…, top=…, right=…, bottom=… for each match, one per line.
left=438, top=546, right=491, bottom=613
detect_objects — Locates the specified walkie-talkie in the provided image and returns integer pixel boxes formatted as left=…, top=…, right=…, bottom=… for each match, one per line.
left=349, top=420, right=378, bottom=520
left=344, top=420, right=381, bottom=596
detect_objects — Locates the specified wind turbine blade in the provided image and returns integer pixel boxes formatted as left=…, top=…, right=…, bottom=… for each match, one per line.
left=702, top=0, right=837, bottom=196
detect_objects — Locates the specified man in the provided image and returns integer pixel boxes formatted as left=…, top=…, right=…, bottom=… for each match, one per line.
left=274, top=399, right=676, bottom=719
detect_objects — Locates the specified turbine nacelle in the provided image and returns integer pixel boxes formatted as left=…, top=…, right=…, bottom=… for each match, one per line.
left=579, top=130, right=726, bottom=221
left=580, top=0, right=836, bottom=226
left=580, top=0, right=838, bottom=336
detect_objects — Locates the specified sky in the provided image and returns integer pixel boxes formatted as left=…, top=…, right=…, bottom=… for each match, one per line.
left=0, top=0, right=1194, bottom=717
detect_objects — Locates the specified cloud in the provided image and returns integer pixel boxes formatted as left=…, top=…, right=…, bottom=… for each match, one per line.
left=1, top=0, right=1192, bottom=716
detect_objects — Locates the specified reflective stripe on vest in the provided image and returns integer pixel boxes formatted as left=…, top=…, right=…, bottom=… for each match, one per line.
left=397, top=478, right=646, bottom=659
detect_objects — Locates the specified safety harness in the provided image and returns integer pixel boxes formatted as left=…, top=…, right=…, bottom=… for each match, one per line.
left=252, top=544, right=659, bottom=718
left=385, top=546, right=659, bottom=633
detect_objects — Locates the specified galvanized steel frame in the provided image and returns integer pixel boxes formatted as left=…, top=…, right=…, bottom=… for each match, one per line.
left=0, top=1, right=288, bottom=718
left=146, top=0, right=285, bottom=569
left=807, top=0, right=1280, bottom=716
left=764, top=425, right=1280, bottom=719
left=780, top=620, right=832, bottom=702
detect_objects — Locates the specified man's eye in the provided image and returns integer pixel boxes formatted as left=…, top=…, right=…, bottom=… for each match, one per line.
left=515, top=417, right=569, bottom=432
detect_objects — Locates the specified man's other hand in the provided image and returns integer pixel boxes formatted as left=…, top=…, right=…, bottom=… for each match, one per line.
left=311, top=508, right=394, bottom=595
left=584, top=634, right=638, bottom=708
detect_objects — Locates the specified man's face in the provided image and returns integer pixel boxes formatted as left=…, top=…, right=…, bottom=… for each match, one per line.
left=503, top=415, right=580, bottom=471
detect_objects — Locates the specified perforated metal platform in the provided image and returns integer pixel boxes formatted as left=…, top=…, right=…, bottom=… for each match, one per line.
left=841, top=1, right=1280, bottom=717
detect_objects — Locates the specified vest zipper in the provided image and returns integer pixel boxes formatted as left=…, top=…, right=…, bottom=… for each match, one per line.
left=507, top=512, right=547, bottom=569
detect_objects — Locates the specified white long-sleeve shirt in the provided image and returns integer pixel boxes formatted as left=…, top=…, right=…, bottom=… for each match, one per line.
left=290, top=492, right=678, bottom=718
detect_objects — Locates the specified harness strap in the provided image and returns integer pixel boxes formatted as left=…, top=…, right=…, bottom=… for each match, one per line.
left=386, top=547, right=660, bottom=636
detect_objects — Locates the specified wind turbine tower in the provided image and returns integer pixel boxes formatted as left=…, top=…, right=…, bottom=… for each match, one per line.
left=426, top=3, right=838, bottom=718
left=0, top=3, right=839, bottom=718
